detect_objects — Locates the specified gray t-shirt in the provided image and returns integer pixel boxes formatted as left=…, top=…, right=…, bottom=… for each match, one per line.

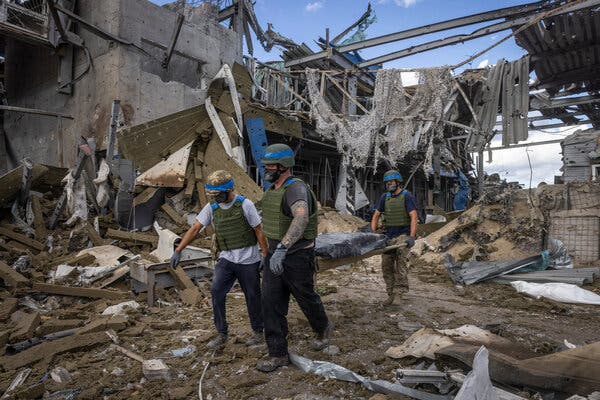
left=196, top=197, right=261, bottom=265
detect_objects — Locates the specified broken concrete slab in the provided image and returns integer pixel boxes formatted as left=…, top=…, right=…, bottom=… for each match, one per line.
left=0, top=298, right=18, bottom=321
left=386, top=325, right=536, bottom=361
left=77, top=245, right=130, bottom=267
left=386, top=328, right=454, bottom=360
left=32, top=283, right=128, bottom=299
left=0, top=332, right=110, bottom=370
left=0, top=261, right=29, bottom=288
left=169, top=266, right=202, bottom=306
left=0, top=164, right=49, bottom=207
left=136, top=140, right=194, bottom=188
left=118, top=105, right=211, bottom=173
left=438, top=341, right=600, bottom=395
left=9, top=311, right=40, bottom=342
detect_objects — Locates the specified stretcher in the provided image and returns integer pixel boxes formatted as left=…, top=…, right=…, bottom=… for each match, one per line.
left=316, top=244, right=402, bottom=272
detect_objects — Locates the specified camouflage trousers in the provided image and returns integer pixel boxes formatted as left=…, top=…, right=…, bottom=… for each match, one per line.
left=381, top=235, right=410, bottom=296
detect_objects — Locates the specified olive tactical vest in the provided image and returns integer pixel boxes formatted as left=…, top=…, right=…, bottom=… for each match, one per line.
left=383, top=191, right=410, bottom=227
left=259, top=177, right=318, bottom=241
left=211, top=196, right=258, bottom=251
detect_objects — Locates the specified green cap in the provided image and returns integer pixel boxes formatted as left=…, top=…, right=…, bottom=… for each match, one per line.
left=261, top=143, right=295, bottom=168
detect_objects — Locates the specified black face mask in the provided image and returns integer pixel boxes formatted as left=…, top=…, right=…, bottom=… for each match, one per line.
left=264, top=168, right=281, bottom=183
left=386, top=182, right=398, bottom=193
left=212, top=192, right=229, bottom=203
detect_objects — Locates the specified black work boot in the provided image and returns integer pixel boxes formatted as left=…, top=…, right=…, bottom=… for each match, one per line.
left=245, top=331, right=264, bottom=347
left=256, top=355, right=290, bottom=372
left=383, top=293, right=395, bottom=306
left=206, top=333, right=228, bottom=350
left=312, top=322, right=334, bottom=351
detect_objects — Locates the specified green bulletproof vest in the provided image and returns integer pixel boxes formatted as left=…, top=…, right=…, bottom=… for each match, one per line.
left=212, top=196, right=257, bottom=251
left=259, top=177, right=318, bottom=241
left=383, top=191, right=410, bottom=227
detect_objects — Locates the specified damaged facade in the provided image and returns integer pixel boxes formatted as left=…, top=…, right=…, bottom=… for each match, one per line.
left=1, top=0, right=241, bottom=170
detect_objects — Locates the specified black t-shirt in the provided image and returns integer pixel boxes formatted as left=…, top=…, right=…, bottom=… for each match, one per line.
left=267, top=179, right=314, bottom=254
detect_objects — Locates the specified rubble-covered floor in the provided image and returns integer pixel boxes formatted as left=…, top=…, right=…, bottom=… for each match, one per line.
left=2, top=255, right=599, bottom=400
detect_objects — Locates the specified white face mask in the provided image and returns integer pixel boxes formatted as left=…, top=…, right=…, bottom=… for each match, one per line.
left=386, top=182, right=398, bottom=193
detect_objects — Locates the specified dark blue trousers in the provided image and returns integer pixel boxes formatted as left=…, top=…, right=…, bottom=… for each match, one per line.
left=211, top=258, right=264, bottom=335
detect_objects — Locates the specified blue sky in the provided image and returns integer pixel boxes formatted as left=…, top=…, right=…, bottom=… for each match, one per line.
left=149, top=0, right=585, bottom=185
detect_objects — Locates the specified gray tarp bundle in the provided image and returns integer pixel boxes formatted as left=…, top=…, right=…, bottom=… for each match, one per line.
left=315, top=232, right=388, bottom=259
left=290, top=353, right=451, bottom=400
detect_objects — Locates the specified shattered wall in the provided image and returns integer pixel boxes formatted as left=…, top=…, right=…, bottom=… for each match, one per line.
left=3, top=0, right=242, bottom=172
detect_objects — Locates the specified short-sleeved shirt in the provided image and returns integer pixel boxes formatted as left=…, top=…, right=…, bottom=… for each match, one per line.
left=196, top=197, right=261, bottom=265
left=375, top=190, right=417, bottom=239
left=267, top=180, right=314, bottom=254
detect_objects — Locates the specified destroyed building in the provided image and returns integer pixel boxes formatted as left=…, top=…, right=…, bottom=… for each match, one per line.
left=0, top=0, right=242, bottom=170
left=0, top=0, right=600, bottom=399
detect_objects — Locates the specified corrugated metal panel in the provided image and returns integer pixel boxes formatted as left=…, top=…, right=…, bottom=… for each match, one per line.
left=501, top=56, right=530, bottom=146
left=468, top=59, right=505, bottom=151
left=515, top=9, right=600, bottom=125
left=561, top=130, right=600, bottom=182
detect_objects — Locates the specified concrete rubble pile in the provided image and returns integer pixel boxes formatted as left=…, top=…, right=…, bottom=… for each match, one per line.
left=410, top=177, right=600, bottom=304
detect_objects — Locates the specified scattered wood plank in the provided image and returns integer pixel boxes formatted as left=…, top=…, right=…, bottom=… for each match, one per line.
left=161, top=203, right=187, bottom=226
left=0, top=261, right=29, bottom=288
left=0, top=332, right=110, bottom=370
left=168, top=266, right=202, bottom=306
left=30, top=196, right=47, bottom=240
left=49, top=253, right=96, bottom=268
left=77, top=316, right=128, bottom=335
left=106, top=229, right=158, bottom=246
left=85, top=222, right=106, bottom=246
left=0, top=241, right=30, bottom=255
left=32, top=283, right=127, bottom=299
left=184, top=164, right=195, bottom=198
left=133, top=187, right=159, bottom=207
left=96, top=265, right=130, bottom=288
left=0, top=227, right=45, bottom=251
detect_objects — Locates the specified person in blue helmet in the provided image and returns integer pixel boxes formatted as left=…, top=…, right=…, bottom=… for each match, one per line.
left=171, top=170, right=268, bottom=350
left=370, top=169, right=418, bottom=305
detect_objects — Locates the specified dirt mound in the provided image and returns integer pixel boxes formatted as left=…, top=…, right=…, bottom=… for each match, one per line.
left=318, top=207, right=368, bottom=234
left=414, top=187, right=542, bottom=268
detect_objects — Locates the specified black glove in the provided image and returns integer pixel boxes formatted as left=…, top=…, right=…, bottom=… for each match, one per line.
left=259, top=256, right=267, bottom=272
left=269, top=244, right=287, bottom=276
left=170, top=250, right=181, bottom=268
left=405, top=237, right=416, bottom=248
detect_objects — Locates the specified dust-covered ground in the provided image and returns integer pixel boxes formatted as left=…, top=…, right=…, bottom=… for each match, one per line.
left=3, top=256, right=599, bottom=400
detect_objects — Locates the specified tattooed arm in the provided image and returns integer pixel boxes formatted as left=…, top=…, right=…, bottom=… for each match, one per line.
left=280, top=200, right=309, bottom=248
